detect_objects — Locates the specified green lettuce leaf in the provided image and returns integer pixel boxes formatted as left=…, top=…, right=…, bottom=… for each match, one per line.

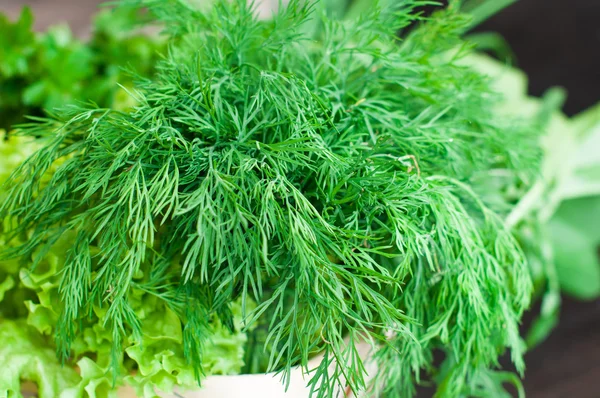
left=0, top=320, right=80, bottom=398
left=124, top=299, right=250, bottom=397
left=2, top=129, right=250, bottom=396
left=0, top=130, right=38, bottom=182
left=0, top=275, right=15, bottom=303
left=16, top=241, right=251, bottom=397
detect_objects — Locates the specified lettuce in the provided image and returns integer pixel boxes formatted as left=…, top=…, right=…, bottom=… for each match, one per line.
left=0, top=130, right=37, bottom=182
left=0, top=320, right=80, bottom=398
left=1, top=130, right=250, bottom=397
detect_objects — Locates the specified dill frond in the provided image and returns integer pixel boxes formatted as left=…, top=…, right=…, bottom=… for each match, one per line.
left=0, top=0, right=539, bottom=396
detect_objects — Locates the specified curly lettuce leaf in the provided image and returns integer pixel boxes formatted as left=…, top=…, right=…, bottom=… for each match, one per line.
left=0, top=275, right=15, bottom=303
left=0, top=320, right=79, bottom=398
left=1, top=130, right=39, bottom=318
left=16, top=243, right=250, bottom=397
left=2, top=129, right=251, bottom=396
left=0, top=130, right=38, bottom=182
left=2, top=248, right=250, bottom=398
left=124, top=299, right=250, bottom=397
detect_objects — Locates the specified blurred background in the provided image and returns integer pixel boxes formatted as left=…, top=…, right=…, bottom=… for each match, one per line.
left=1, top=0, right=599, bottom=397
left=3, top=0, right=599, bottom=116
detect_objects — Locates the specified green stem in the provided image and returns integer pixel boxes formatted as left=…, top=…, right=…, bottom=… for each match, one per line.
left=462, top=0, right=517, bottom=30
left=465, top=32, right=516, bottom=63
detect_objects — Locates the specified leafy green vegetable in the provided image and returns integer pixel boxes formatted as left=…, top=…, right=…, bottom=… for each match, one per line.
left=0, top=6, right=164, bottom=130
left=0, top=274, right=15, bottom=303
left=545, top=104, right=600, bottom=302
left=4, top=0, right=597, bottom=397
left=464, top=47, right=600, bottom=346
left=1, top=1, right=541, bottom=397
left=0, top=320, right=80, bottom=398
left=0, top=8, right=35, bottom=78
left=550, top=196, right=600, bottom=299
left=1, top=60, right=249, bottom=398
left=0, top=228, right=251, bottom=398
left=0, top=130, right=38, bottom=182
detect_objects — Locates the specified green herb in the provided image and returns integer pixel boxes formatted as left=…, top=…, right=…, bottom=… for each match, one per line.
left=0, top=6, right=164, bottom=130
left=0, top=130, right=252, bottom=396
left=1, top=0, right=545, bottom=397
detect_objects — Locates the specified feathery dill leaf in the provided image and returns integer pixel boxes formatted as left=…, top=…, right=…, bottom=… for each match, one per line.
left=0, top=0, right=539, bottom=396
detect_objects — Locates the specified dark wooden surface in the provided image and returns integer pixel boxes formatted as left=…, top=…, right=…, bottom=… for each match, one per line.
left=479, top=0, right=600, bottom=116
left=2, top=1, right=600, bottom=397
left=521, top=297, right=600, bottom=397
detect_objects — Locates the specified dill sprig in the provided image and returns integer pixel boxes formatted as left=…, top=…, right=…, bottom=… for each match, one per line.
left=0, top=0, right=538, bottom=396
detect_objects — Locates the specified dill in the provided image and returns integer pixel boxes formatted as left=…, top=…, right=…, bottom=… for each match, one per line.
left=0, top=0, right=540, bottom=396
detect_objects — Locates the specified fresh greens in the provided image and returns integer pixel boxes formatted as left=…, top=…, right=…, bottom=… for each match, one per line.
left=547, top=105, right=600, bottom=301
left=465, top=50, right=600, bottom=347
left=551, top=197, right=600, bottom=299
left=0, top=6, right=163, bottom=130
left=0, top=0, right=544, bottom=397
left=2, top=0, right=599, bottom=397
left=1, top=128, right=253, bottom=398
left=0, top=320, right=81, bottom=398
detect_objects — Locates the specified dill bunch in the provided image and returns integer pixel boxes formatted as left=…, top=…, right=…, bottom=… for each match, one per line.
left=1, top=0, right=540, bottom=396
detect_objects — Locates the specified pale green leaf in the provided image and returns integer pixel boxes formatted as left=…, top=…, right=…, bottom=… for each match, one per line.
left=0, top=321, right=80, bottom=398
left=549, top=196, right=600, bottom=299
